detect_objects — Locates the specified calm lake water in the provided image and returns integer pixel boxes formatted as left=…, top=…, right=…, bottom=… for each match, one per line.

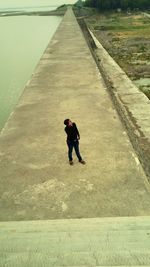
left=0, top=13, right=62, bottom=130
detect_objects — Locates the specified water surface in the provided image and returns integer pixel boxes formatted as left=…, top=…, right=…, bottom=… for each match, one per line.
left=0, top=15, right=61, bottom=130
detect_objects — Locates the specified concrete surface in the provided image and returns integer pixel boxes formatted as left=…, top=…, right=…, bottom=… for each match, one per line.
left=1, top=216, right=150, bottom=266
left=0, top=8, right=150, bottom=221
left=142, top=12, right=150, bottom=18
left=89, top=30, right=150, bottom=180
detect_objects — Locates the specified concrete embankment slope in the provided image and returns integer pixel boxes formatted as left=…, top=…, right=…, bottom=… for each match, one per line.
left=1, top=217, right=150, bottom=266
left=0, top=8, right=150, bottom=221
left=89, top=30, right=150, bottom=180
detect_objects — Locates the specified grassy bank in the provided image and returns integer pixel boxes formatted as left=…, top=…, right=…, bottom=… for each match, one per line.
left=85, top=12, right=150, bottom=99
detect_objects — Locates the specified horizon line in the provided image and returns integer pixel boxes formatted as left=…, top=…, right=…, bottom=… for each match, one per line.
left=0, top=5, right=60, bottom=9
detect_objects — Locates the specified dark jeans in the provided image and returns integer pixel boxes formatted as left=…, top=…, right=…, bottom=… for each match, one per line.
left=67, top=140, right=82, bottom=162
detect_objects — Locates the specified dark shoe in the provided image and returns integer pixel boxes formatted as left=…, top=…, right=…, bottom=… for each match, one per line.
left=69, top=160, right=74, bottom=166
left=79, top=160, right=86, bottom=165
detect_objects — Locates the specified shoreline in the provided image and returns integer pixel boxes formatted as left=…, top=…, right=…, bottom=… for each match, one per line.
left=0, top=6, right=68, bottom=17
left=0, top=10, right=65, bottom=17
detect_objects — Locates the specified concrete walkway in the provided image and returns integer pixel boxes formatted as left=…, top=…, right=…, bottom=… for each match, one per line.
left=0, top=8, right=150, bottom=221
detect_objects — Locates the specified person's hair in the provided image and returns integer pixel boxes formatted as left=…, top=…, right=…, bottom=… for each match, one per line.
left=64, top=119, right=70, bottom=126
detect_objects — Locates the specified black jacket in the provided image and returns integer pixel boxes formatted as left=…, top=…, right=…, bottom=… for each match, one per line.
left=65, top=123, right=80, bottom=141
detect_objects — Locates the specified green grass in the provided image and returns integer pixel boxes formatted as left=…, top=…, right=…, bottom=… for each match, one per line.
left=93, top=15, right=150, bottom=32
left=95, top=25, right=149, bottom=31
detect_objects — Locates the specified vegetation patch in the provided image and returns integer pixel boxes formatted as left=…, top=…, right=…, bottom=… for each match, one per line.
left=85, top=12, right=150, bottom=99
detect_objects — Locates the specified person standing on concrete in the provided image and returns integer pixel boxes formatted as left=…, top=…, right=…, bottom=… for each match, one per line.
left=64, top=119, right=86, bottom=166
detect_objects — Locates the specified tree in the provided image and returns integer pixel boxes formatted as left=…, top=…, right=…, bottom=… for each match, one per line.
left=84, top=0, right=150, bottom=10
left=74, top=0, right=84, bottom=8
left=121, top=0, right=129, bottom=10
left=84, top=0, right=95, bottom=7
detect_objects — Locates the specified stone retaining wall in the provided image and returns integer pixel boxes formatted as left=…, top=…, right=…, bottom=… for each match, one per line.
left=91, top=30, right=150, bottom=180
